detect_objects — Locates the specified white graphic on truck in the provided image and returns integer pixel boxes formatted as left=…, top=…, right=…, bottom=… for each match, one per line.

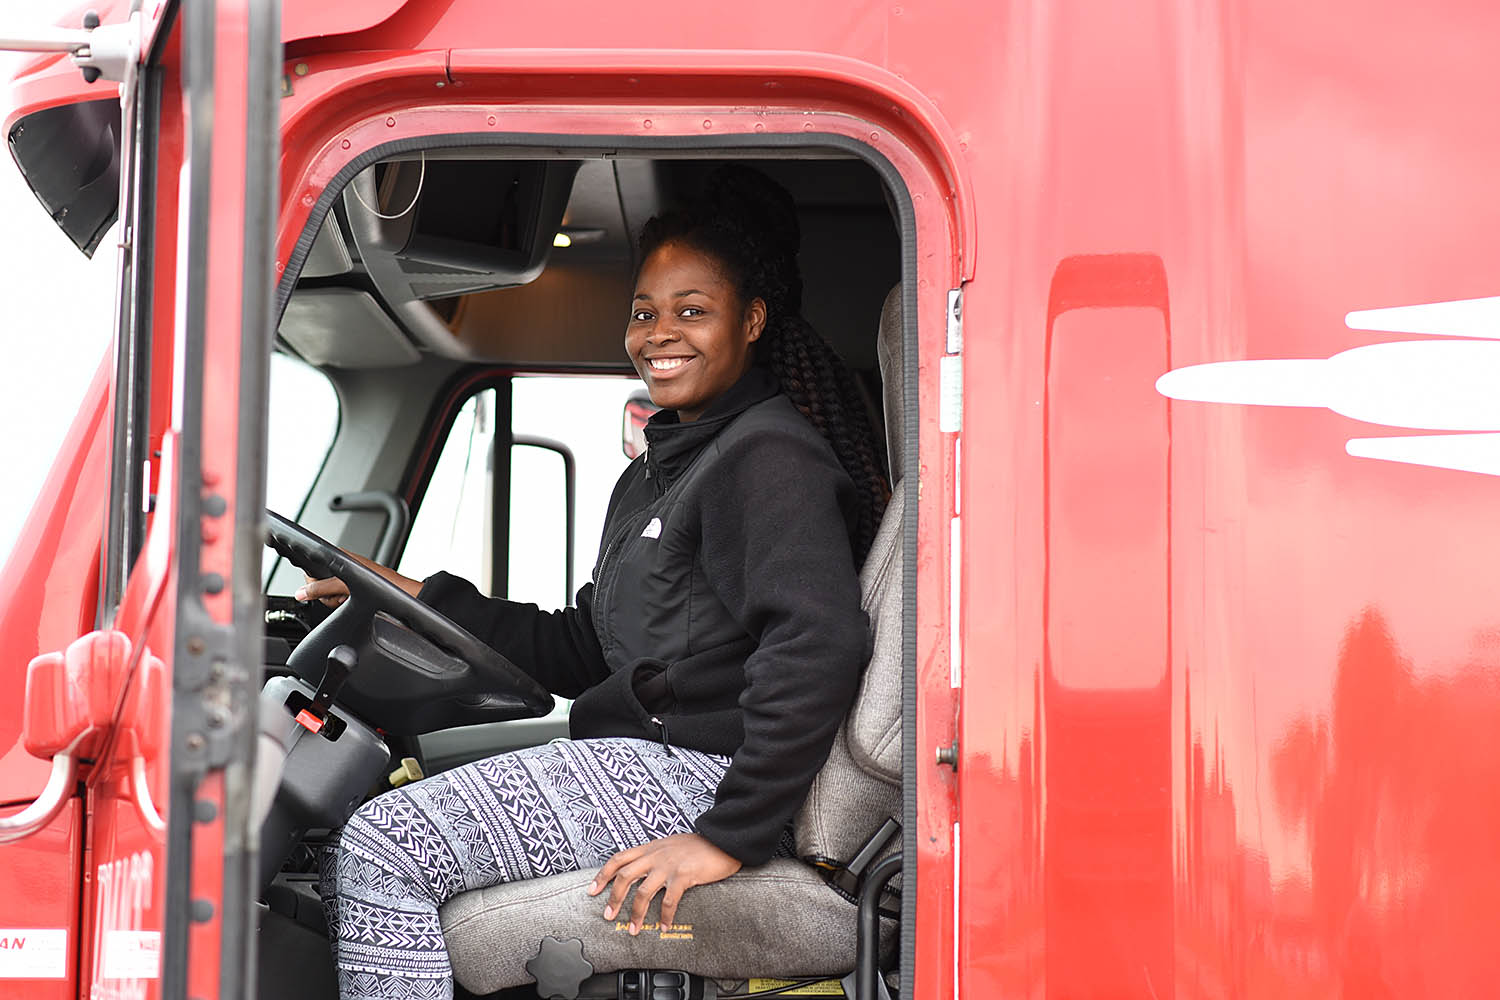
left=91, top=850, right=159, bottom=1000
left=0, top=928, right=67, bottom=979
left=1157, top=295, right=1500, bottom=476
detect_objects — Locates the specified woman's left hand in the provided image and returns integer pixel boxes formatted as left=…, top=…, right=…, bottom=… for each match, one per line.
left=588, top=832, right=742, bottom=934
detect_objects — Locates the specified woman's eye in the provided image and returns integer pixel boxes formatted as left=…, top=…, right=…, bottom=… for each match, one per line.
left=680, top=307, right=704, bottom=318
left=632, top=309, right=654, bottom=322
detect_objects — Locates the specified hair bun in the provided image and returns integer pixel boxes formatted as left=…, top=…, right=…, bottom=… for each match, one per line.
left=702, top=166, right=801, bottom=257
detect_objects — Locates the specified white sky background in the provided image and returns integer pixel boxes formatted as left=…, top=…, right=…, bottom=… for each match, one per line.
left=0, top=44, right=119, bottom=568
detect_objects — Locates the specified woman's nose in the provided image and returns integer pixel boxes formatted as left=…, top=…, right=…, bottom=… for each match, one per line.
left=645, top=320, right=680, bottom=343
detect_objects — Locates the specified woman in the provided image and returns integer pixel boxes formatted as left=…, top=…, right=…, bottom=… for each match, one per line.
left=302, top=167, right=889, bottom=1000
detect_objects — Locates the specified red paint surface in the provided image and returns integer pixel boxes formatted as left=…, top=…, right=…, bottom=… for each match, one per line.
left=6, top=0, right=1500, bottom=996
left=0, top=801, right=82, bottom=1000
left=0, top=361, right=108, bottom=802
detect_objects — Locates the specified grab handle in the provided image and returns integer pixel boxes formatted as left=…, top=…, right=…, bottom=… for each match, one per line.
left=1, top=631, right=131, bottom=843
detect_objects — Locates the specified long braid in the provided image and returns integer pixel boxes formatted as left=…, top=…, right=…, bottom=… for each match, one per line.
left=763, top=318, right=889, bottom=563
left=638, top=167, right=889, bottom=564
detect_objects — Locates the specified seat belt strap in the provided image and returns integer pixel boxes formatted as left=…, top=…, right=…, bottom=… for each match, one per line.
left=819, top=817, right=900, bottom=899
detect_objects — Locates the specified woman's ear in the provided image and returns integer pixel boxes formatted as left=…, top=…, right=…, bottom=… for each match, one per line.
left=745, top=297, right=767, bottom=343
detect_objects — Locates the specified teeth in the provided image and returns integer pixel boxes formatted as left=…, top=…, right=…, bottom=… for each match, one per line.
left=649, top=357, right=689, bottom=371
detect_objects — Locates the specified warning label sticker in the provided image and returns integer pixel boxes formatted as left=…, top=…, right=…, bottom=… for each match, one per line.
left=102, top=930, right=161, bottom=980
left=746, top=979, right=845, bottom=997
left=0, top=929, right=67, bottom=979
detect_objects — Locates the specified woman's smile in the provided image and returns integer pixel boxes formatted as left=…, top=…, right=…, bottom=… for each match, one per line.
left=645, top=355, right=695, bottom=375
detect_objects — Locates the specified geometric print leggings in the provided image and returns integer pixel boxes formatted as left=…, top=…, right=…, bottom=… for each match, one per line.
left=318, top=737, right=732, bottom=1000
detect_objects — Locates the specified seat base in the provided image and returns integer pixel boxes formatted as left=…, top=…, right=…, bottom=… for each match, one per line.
left=440, top=860, right=894, bottom=996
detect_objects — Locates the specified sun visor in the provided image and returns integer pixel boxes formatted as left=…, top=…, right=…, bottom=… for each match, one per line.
left=344, top=157, right=581, bottom=359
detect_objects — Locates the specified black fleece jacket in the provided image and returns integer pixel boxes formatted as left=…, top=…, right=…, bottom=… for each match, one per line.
left=416, top=368, right=869, bottom=864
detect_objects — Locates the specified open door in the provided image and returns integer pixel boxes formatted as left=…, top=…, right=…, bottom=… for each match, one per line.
left=0, top=2, right=279, bottom=998
left=149, top=2, right=280, bottom=997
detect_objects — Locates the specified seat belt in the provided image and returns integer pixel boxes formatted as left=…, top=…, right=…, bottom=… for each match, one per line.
left=811, top=817, right=901, bottom=901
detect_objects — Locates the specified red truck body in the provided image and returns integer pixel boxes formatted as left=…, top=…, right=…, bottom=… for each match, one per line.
left=4, top=0, right=1500, bottom=997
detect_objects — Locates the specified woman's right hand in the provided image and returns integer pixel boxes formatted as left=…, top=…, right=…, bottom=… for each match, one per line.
left=294, top=551, right=423, bottom=607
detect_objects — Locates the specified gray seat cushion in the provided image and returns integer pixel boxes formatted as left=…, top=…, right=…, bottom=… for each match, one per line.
left=441, top=861, right=893, bottom=995
left=793, top=486, right=903, bottom=866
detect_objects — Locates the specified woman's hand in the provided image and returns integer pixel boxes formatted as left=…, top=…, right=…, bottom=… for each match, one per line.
left=294, top=551, right=423, bottom=607
left=588, top=833, right=742, bottom=934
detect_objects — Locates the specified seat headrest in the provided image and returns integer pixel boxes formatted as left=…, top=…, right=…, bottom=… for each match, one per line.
left=876, top=286, right=905, bottom=480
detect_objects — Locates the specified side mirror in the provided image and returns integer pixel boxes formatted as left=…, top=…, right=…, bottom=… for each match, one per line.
left=621, top=392, right=658, bottom=459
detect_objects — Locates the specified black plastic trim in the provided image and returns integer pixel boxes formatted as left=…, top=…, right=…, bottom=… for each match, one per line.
left=100, top=61, right=164, bottom=621
left=490, top=379, right=514, bottom=598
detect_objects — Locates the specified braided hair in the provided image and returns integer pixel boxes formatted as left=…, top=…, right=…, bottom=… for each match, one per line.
left=637, top=166, right=890, bottom=565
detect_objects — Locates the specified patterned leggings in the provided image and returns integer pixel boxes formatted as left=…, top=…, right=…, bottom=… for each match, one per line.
left=319, top=737, right=731, bottom=1000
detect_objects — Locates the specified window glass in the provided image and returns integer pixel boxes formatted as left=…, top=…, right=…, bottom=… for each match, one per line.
left=398, top=376, right=644, bottom=606
left=263, top=352, right=340, bottom=583
left=510, top=376, right=644, bottom=603
left=399, top=388, right=497, bottom=587
left=508, top=443, right=569, bottom=608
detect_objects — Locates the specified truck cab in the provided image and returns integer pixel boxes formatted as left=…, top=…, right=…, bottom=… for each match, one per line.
left=8, top=1, right=1500, bottom=999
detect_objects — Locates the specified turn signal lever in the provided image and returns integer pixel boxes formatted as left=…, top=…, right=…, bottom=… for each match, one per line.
left=293, top=645, right=358, bottom=735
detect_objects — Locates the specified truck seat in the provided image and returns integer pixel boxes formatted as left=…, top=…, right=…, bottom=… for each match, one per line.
left=439, top=286, right=909, bottom=994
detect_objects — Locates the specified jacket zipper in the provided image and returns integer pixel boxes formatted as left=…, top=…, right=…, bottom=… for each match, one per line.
left=592, top=507, right=654, bottom=659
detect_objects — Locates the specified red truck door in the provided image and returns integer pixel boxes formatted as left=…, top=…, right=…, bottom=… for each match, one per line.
left=0, top=2, right=279, bottom=997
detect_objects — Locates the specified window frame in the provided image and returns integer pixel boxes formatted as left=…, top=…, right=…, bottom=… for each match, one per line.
left=98, top=53, right=165, bottom=622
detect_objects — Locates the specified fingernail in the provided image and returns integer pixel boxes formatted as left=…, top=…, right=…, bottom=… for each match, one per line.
left=603, top=905, right=615, bottom=920
left=294, top=587, right=308, bottom=602
left=629, top=922, right=639, bottom=935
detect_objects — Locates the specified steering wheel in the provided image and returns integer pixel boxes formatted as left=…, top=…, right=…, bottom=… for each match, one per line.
left=264, top=509, right=554, bottom=734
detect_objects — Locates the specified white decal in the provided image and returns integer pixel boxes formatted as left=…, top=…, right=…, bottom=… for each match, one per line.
left=1345, top=432, right=1500, bottom=476
left=1156, top=296, right=1500, bottom=476
left=0, top=929, right=67, bottom=979
left=641, top=517, right=662, bottom=539
left=101, top=931, right=161, bottom=981
left=91, top=850, right=157, bottom=1000
left=1345, top=294, right=1500, bottom=338
left=939, top=355, right=963, bottom=433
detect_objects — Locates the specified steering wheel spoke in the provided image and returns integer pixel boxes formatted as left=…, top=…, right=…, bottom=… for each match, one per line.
left=265, top=510, right=554, bottom=733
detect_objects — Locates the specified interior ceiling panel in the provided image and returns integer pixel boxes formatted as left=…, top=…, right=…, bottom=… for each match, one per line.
left=280, top=288, right=420, bottom=369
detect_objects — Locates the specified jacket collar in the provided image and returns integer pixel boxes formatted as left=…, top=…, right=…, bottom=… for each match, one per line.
left=643, top=366, right=780, bottom=490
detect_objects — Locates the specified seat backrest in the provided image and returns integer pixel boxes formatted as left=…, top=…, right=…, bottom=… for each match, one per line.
left=794, top=286, right=905, bottom=864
